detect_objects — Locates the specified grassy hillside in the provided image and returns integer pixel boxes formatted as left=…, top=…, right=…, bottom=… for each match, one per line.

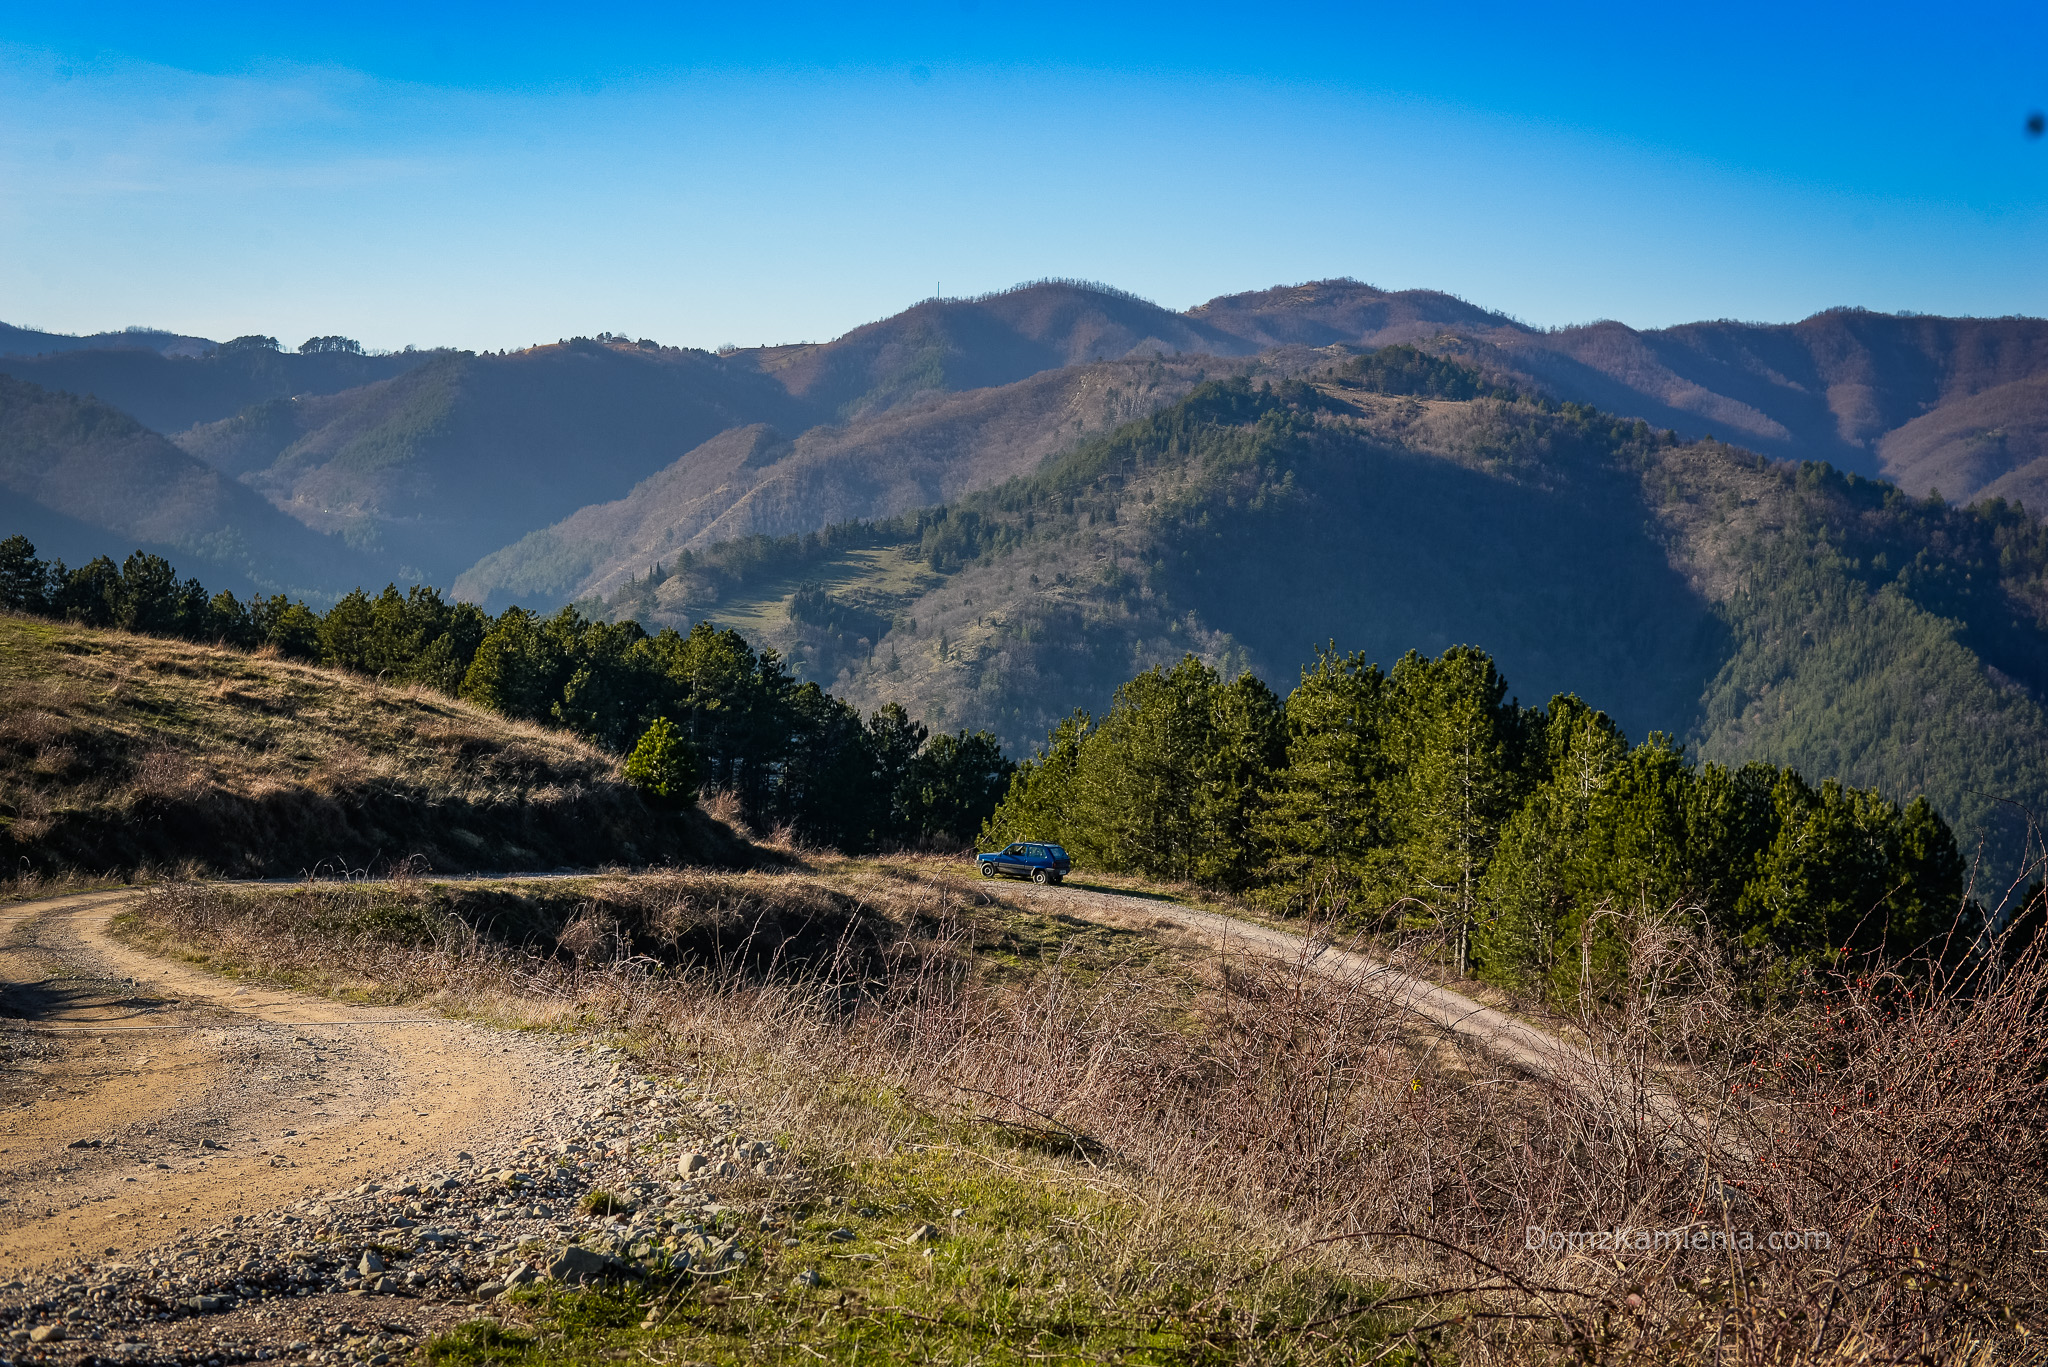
left=0, top=375, right=378, bottom=599
left=616, top=358, right=2048, bottom=876
left=177, top=340, right=807, bottom=583
left=0, top=614, right=753, bottom=878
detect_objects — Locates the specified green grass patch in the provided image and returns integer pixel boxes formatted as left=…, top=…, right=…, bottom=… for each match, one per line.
left=427, top=1133, right=1416, bottom=1366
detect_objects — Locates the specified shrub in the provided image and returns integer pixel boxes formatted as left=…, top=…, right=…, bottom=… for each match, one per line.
left=624, top=717, right=701, bottom=805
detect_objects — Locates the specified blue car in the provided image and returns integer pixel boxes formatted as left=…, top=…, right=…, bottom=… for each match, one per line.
left=978, top=841, right=1071, bottom=884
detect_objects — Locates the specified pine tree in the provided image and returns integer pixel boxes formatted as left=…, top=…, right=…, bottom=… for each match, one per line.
left=1193, top=673, right=1286, bottom=890
left=1474, top=694, right=1628, bottom=992
left=623, top=717, right=701, bottom=805
left=0, top=536, right=50, bottom=613
left=980, top=711, right=1091, bottom=850
left=1255, top=646, right=1391, bottom=920
left=1071, top=656, right=1219, bottom=879
left=1384, top=647, right=1532, bottom=977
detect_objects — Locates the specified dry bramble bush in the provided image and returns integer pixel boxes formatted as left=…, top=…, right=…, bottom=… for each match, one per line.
left=130, top=862, right=2048, bottom=1364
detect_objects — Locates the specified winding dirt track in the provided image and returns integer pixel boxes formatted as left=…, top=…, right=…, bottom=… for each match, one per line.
left=0, top=890, right=552, bottom=1277
left=0, top=874, right=1636, bottom=1283
left=1014, top=878, right=1595, bottom=1077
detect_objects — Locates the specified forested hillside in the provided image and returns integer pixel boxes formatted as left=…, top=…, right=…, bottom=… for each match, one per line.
left=611, top=349, right=2048, bottom=878
left=0, top=322, right=213, bottom=359
left=452, top=350, right=1321, bottom=610
left=981, top=649, right=1967, bottom=998
left=0, top=375, right=378, bottom=598
left=16, top=285, right=2048, bottom=614
left=0, top=537, right=1013, bottom=860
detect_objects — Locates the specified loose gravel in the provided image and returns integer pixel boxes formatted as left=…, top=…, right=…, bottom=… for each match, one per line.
left=0, top=1048, right=804, bottom=1366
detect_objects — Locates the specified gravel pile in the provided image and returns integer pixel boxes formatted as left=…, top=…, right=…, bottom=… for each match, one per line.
left=0, top=1046, right=805, bottom=1366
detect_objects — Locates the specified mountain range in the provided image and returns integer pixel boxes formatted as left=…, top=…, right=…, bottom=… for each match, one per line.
left=17, top=280, right=2048, bottom=609
left=9, top=278, right=2048, bottom=870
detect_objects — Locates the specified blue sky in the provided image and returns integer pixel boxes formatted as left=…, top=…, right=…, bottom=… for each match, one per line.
left=2, top=2, right=2044, bottom=352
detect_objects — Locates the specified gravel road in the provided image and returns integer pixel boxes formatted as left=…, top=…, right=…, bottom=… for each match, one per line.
left=0, top=891, right=798, bottom=1366
left=0, top=874, right=1638, bottom=1365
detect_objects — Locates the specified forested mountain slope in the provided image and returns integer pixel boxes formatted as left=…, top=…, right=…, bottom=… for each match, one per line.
left=0, top=375, right=376, bottom=598
left=1465, top=310, right=2048, bottom=502
left=176, top=340, right=807, bottom=583
left=614, top=352, right=2048, bottom=877
left=1874, top=373, right=2048, bottom=510
left=451, top=350, right=1349, bottom=610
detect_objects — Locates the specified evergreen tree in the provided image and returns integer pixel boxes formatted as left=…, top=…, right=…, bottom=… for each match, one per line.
left=622, top=717, right=700, bottom=804
left=0, top=536, right=51, bottom=613
left=206, top=590, right=258, bottom=649
left=912, top=730, right=1016, bottom=846
left=1473, top=694, right=1628, bottom=991
left=774, top=685, right=879, bottom=849
left=58, top=557, right=122, bottom=628
left=1193, top=673, right=1286, bottom=890
left=1256, top=647, right=1392, bottom=918
left=1070, top=655, right=1219, bottom=880
left=1383, top=648, right=1535, bottom=976
left=980, top=712, right=1091, bottom=850
left=866, top=703, right=931, bottom=846
left=460, top=608, right=571, bottom=722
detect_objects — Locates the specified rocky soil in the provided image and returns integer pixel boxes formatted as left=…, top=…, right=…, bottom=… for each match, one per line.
left=0, top=1048, right=805, bottom=1366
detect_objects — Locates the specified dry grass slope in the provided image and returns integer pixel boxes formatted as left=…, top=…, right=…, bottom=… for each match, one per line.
left=0, top=614, right=752, bottom=879
left=131, top=861, right=2048, bottom=1364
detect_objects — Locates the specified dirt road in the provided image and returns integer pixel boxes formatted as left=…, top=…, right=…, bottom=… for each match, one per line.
left=1011, top=878, right=1595, bottom=1078
left=0, top=889, right=579, bottom=1278
left=0, top=874, right=1614, bottom=1284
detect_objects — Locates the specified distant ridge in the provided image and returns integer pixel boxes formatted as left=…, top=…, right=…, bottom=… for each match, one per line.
left=0, top=321, right=214, bottom=359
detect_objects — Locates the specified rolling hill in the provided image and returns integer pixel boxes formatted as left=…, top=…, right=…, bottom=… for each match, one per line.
left=450, top=348, right=1353, bottom=609
left=605, top=355, right=2048, bottom=878
left=174, top=340, right=808, bottom=583
left=0, top=374, right=378, bottom=599
left=0, top=613, right=753, bottom=876
left=1470, top=309, right=2048, bottom=501
left=717, top=278, right=1522, bottom=421
left=0, top=339, right=431, bottom=435
left=0, top=321, right=214, bottom=359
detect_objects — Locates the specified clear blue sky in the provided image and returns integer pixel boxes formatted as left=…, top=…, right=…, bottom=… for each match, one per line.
left=3, top=1, right=2044, bottom=352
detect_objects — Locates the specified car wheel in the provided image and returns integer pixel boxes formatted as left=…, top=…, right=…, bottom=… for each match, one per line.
left=980, top=862, right=997, bottom=879
left=1032, top=868, right=1051, bottom=885
left=1050, top=873, right=1064, bottom=885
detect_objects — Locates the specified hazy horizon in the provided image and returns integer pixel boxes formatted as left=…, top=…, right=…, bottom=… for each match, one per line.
left=5, top=0, right=2045, bottom=352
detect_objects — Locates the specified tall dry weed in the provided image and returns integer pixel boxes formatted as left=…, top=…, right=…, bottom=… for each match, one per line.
left=131, top=874, right=2048, bottom=1362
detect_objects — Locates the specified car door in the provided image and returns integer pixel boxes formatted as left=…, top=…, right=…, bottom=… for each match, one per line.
left=1001, top=843, right=1028, bottom=875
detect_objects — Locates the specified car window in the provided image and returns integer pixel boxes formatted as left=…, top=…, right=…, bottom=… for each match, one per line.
left=1024, top=844, right=1045, bottom=857
left=1047, top=846, right=1067, bottom=857
left=1004, top=844, right=1024, bottom=856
